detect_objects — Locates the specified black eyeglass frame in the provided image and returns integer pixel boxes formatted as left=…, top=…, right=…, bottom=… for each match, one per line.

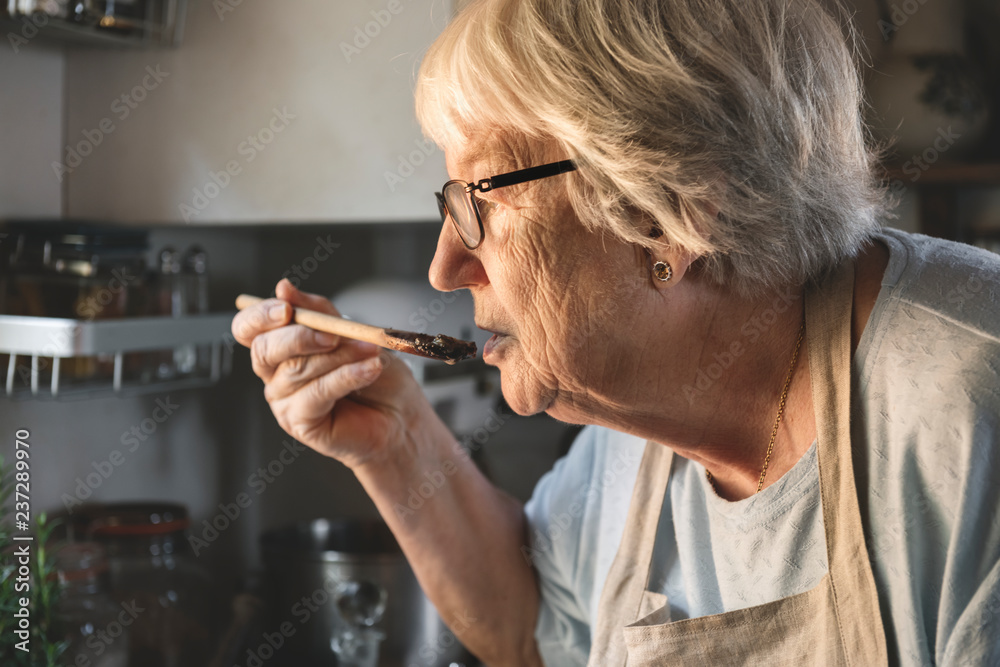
left=435, top=159, right=577, bottom=250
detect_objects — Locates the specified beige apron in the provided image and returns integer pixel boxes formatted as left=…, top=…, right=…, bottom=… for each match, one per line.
left=588, top=261, right=889, bottom=666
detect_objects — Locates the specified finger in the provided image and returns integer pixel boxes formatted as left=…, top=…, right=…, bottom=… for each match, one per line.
left=275, top=278, right=341, bottom=316
left=271, top=355, right=386, bottom=438
left=231, top=298, right=291, bottom=347
left=264, top=342, right=381, bottom=403
left=250, top=323, right=346, bottom=382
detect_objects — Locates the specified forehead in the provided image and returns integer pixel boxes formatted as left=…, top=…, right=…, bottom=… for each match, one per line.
left=444, top=130, right=545, bottom=179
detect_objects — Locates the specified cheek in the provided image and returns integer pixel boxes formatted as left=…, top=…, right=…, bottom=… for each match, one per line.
left=487, top=193, right=635, bottom=387
left=500, top=221, right=575, bottom=330
left=498, top=242, right=601, bottom=389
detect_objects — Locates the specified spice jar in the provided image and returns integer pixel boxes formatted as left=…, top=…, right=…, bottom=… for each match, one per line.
left=149, top=247, right=185, bottom=379
left=179, top=245, right=210, bottom=376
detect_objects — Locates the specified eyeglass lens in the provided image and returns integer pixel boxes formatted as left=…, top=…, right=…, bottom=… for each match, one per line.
left=443, top=181, right=482, bottom=247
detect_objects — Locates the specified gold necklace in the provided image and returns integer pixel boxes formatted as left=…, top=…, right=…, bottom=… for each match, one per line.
left=706, top=320, right=806, bottom=495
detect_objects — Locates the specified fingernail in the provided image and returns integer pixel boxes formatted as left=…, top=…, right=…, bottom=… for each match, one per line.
left=314, top=331, right=338, bottom=346
left=269, top=304, right=287, bottom=322
left=355, top=342, right=379, bottom=354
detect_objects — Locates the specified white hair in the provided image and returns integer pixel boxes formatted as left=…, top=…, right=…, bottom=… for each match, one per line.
left=416, top=0, right=888, bottom=295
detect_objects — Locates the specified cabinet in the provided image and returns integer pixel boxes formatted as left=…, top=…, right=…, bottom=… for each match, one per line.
left=62, top=0, right=451, bottom=224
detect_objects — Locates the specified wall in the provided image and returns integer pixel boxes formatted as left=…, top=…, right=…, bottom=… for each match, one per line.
left=61, top=0, right=450, bottom=224
left=0, top=47, right=63, bottom=218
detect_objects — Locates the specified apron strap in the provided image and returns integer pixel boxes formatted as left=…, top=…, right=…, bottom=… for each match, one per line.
left=807, top=262, right=889, bottom=665
left=589, top=440, right=675, bottom=666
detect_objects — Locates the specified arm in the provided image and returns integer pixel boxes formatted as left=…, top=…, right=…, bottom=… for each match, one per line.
left=232, top=279, right=543, bottom=666
left=354, top=410, right=544, bottom=666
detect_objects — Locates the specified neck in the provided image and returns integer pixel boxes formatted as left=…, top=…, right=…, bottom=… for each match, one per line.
left=662, top=285, right=817, bottom=500
left=554, top=279, right=817, bottom=501
left=550, top=242, right=887, bottom=502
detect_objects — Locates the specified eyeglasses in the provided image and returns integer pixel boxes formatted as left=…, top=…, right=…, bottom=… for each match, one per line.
left=435, top=160, right=577, bottom=249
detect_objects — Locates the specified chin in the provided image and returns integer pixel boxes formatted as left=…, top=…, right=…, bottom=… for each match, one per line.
left=497, top=372, right=554, bottom=418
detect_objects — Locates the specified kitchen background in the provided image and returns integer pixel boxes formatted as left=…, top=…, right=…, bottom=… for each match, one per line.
left=1, top=0, right=998, bottom=665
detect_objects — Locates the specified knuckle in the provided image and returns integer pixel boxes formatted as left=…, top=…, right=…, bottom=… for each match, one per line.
left=305, top=375, right=332, bottom=404
left=290, top=419, right=314, bottom=444
left=230, top=319, right=244, bottom=342
left=271, top=405, right=290, bottom=431
left=232, top=313, right=256, bottom=343
left=250, top=335, right=272, bottom=371
left=294, top=325, right=316, bottom=349
left=284, top=355, right=309, bottom=377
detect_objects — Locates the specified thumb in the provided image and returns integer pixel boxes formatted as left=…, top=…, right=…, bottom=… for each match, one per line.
left=275, top=278, right=341, bottom=316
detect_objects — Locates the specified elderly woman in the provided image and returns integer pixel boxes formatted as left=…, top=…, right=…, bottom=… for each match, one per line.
left=232, top=0, right=1000, bottom=664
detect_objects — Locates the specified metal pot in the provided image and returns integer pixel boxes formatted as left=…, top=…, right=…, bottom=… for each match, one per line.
left=260, top=518, right=471, bottom=667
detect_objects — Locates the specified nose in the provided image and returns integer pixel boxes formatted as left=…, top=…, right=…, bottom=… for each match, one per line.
left=428, top=219, right=488, bottom=292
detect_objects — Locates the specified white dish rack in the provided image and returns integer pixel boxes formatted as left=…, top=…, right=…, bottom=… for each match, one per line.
left=0, top=313, right=235, bottom=399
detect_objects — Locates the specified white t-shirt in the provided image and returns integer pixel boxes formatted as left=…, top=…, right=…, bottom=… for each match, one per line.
left=524, top=229, right=1000, bottom=666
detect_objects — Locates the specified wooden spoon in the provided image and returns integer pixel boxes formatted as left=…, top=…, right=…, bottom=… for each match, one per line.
left=235, top=294, right=478, bottom=364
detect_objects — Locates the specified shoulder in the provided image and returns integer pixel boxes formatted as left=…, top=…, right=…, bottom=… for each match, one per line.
left=856, top=230, right=1000, bottom=663
left=858, top=229, right=1000, bottom=464
left=524, top=426, right=646, bottom=592
left=860, top=230, right=1000, bottom=395
left=877, top=229, right=1000, bottom=337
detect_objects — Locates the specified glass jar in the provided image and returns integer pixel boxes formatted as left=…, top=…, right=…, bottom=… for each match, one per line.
left=178, top=245, right=210, bottom=376
left=55, top=542, right=130, bottom=667
left=4, top=225, right=148, bottom=319
left=151, top=247, right=185, bottom=379
left=81, top=503, right=213, bottom=667
left=2, top=224, right=149, bottom=388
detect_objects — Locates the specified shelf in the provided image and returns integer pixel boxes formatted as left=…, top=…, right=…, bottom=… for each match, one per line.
left=882, top=162, right=1000, bottom=186
left=0, top=313, right=233, bottom=356
left=0, top=313, right=235, bottom=400
left=1, top=0, right=185, bottom=50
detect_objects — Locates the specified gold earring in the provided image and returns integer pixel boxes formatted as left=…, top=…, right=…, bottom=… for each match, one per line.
left=653, top=261, right=673, bottom=282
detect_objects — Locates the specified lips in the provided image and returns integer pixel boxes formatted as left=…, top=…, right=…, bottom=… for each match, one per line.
left=483, top=333, right=507, bottom=359
left=475, top=321, right=508, bottom=337
left=477, top=321, right=511, bottom=361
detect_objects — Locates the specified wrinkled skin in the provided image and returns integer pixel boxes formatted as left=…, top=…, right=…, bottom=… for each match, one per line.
left=430, top=134, right=667, bottom=424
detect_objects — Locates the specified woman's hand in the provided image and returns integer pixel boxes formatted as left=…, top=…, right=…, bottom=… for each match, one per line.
left=234, top=280, right=543, bottom=666
left=231, top=279, right=429, bottom=469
